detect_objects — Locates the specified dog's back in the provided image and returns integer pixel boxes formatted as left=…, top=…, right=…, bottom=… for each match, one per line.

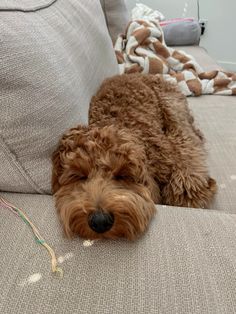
left=89, top=73, right=216, bottom=208
left=89, top=74, right=164, bottom=132
left=89, top=73, right=200, bottom=138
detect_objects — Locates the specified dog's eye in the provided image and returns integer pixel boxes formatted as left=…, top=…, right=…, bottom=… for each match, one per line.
left=114, top=175, right=125, bottom=180
left=60, top=173, right=88, bottom=185
left=69, top=174, right=88, bottom=181
left=78, top=175, right=88, bottom=181
left=113, top=175, right=133, bottom=181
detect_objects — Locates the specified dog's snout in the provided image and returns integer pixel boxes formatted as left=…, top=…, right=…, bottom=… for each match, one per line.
left=88, top=211, right=114, bottom=233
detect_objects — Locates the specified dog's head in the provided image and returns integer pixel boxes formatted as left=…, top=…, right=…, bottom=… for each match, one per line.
left=52, top=125, right=159, bottom=240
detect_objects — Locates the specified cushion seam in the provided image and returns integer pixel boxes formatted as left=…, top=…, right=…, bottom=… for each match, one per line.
left=0, top=135, right=46, bottom=194
left=0, top=0, right=58, bottom=12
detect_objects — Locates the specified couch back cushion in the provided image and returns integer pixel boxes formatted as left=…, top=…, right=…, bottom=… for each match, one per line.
left=0, top=0, right=118, bottom=194
left=100, top=0, right=129, bottom=43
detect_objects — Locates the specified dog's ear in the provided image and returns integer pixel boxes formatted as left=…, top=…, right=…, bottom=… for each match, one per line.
left=136, top=160, right=160, bottom=204
left=52, top=148, right=63, bottom=194
left=144, top=175, right=160, bottom=204
left=51, top=125, right=90, bottom=194
left=126, top=146, right=160, bottom=204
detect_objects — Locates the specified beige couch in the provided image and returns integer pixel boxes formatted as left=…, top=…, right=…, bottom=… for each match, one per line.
left=0, top=1, right=236, bottom=313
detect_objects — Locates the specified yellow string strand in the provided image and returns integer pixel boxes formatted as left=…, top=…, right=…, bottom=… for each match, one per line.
left=0, top=196, right=63, bottom=278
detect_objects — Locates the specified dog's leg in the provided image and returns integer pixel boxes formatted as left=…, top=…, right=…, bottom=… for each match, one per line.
left=140, top=75, right=216, bottom=208
left=151, top=135, right=217, bottom=208
left=161, top=164, right=217, bottom=209
left=141, top=75, right=205, bottom=142
left=146, top=130, right=217, bottom=208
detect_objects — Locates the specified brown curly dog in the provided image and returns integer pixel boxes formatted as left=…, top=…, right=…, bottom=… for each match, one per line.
left=52, top=73, right=217, bottom=240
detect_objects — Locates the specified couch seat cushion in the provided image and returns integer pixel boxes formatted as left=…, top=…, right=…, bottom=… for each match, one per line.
left=0, top=192, right=236, bottom=313
left=177, top=46, right=236, bottom=213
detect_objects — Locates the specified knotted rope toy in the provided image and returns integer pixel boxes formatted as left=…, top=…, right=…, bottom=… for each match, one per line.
left=0, top=196, right=63, bottom=278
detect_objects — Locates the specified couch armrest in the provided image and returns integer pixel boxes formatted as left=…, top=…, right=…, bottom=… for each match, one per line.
left=100, top=0, right=129, bottom=43
left=162, top=20, right=201, bottom=46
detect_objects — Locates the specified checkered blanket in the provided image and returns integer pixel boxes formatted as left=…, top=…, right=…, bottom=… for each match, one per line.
left=114, top=19, right=236, bottom=96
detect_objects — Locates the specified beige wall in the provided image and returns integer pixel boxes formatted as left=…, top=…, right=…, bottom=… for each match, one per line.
left=125, top=0, right=198, bottom=19
left=199, top=0, right=236, bottom=71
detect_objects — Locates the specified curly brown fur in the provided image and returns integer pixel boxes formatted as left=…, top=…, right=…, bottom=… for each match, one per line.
left=52, top=73, right=217, bottom=240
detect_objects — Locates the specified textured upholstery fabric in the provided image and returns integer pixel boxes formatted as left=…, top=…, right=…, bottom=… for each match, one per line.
left=189, top=95, right=236, bottom=213
left=177, top=46, right=223, bottom=71
left=0, top=0, right=118, bottom=194
left=1, top=192, right=236, bottom=314
left=100, top=0, right=129, bottom=43
left=182, top=47, right=236, bottom=214
left=0, top=0, right=56, bottom=11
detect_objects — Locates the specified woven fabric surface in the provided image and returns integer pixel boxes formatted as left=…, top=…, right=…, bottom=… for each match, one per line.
left=100, top=0, right=129, bottom=43
left=0, top=0, right=56, bottom=11
left=189, top=94, right=236, bottom=213
left=0, top=0, right=118, bottom=194
left=181, top=47, right=236, bottom=213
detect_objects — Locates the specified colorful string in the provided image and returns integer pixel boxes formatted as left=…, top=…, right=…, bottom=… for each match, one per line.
left=0, top=196, right=63, bottom=278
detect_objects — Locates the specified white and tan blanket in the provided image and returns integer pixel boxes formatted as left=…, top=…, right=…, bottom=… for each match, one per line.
left=114, top=19, right=236, bottom=96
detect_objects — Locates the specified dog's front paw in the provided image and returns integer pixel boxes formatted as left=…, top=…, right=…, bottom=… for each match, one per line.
left=162, top=172, right=217, bottom=209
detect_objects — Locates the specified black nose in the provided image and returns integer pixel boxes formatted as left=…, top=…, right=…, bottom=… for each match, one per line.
left=88, top=211, right=114, bottom=233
